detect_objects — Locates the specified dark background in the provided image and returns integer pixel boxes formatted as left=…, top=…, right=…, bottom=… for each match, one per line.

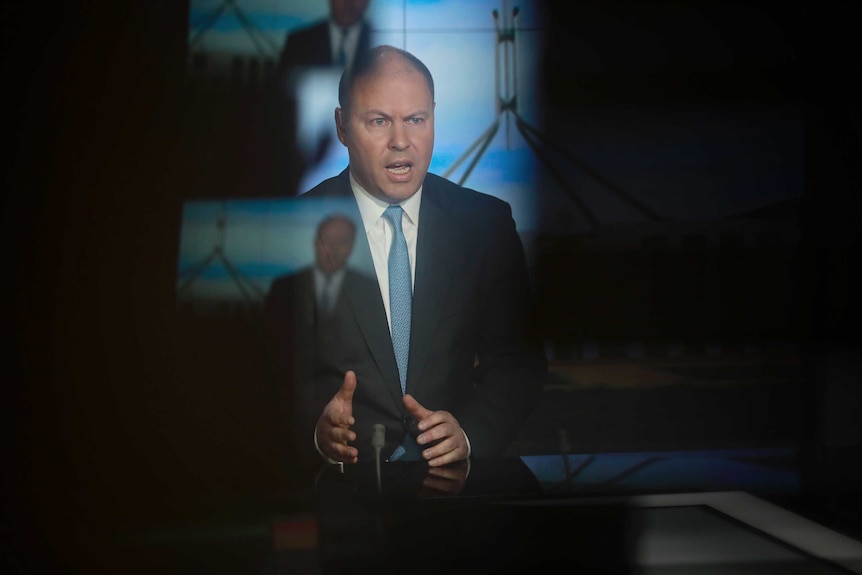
left=4, top=1, right=860, bottom=573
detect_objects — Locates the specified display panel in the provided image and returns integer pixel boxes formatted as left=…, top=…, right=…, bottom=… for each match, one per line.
left=187, top=0, right=545, bottom=234
left=176, top=197, right=371, bottom=314
left=180, top=0, right=804, bottom=358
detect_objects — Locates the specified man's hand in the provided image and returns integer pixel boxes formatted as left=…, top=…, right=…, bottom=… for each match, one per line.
left=315, top=371, right=358, bottom=463
left=403, top=394, right=469, bottom=467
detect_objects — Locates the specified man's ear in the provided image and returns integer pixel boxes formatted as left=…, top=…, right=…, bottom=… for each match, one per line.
left=335, top=107, right=348, bottom=145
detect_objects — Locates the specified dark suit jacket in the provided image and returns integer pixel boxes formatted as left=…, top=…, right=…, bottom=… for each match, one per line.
left=276, top=20, right=372, bottom=79
left=265, top=170, right=546, bottom=465
left=265, top=265, right=379, bottom=461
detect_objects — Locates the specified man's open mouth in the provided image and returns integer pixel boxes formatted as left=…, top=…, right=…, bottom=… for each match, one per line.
left=386, top=162, right=412, bottom=175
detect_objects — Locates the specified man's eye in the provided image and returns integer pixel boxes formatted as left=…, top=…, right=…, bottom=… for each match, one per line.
left=371, top=118, right=387, bottom=126
left=407, top=117, right=423, bottom=125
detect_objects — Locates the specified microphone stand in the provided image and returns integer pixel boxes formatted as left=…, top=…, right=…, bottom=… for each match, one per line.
left=372, top=424, right=385, bottom=494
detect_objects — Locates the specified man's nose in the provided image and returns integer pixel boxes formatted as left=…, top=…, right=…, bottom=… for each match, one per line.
left=388, top=123, right=409, bottom=151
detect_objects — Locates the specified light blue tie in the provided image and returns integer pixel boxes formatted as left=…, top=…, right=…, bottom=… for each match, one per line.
left=383, top=205, right=411, bottom=393
left=382, top=205, right=417, bottom=461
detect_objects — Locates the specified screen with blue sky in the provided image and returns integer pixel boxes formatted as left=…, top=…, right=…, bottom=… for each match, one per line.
left=187, top=0, right=545, bottom=231
left=181, top=0, right=548, bottom=310
left=181, top=0, right=803, bottom=316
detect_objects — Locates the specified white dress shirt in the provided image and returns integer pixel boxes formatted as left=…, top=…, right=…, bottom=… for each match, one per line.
left=349, top=171, right=421, bottom=334
left=328, top=19, right=364, bottom=70
left=313, top=266, right=345, bottom=314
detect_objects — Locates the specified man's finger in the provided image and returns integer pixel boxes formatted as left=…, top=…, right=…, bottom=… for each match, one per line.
left=428, top=448, right=464, bottom=468
left=402, top=393, right=432, bottom=421
left=414, top=410, right=450, bottom=433
left=339, top=370, right=357, bottom=402
left=323, top=411, right=355, bottom=428
left=330, top=427, right=356, bottom=444
left=417, top=421, right=452, bottom=445
left=422, top=435, right=457, bottom=459
left=327, top=442, right=358, bottom=462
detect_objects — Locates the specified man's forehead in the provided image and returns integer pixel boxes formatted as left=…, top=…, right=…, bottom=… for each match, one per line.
left=349, top=83, right=432, bottom=119
left=359, top=64, right=423, bottom=89
left=352, top=54, right=430, bottom=93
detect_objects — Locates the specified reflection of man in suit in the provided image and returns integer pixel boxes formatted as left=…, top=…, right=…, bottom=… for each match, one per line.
left=273, top=0, right=373, bottom=196
left=265, top=213, right=379, bottom=463
left=272, top=45, right=546, bottom=471
left=268, top=214, right=361, bottom=319
left=310, top=214, right=357, bottom=317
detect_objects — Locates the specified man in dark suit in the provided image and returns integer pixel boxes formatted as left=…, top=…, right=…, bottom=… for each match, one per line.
left=267, top=45, right=546, bottom=471
left=276, top=0, right=372, bottom=76
left=273, top=0, right=373, bottom=196
left=267, top=214, right=365, bottom=322
left=265, top=213, right=380, bottom=465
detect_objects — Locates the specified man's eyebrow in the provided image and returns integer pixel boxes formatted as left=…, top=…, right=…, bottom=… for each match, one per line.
left=361, top=109, right=430, bottom=119
left=363, top=109, right=391, bottom=118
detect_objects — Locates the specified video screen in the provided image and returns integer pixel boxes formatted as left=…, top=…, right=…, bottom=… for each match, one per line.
left=180, top=0, right=804, bottom=357
left=176, top=197, right=374, bottom=314
left=181, top=0, right=547, bottom=314
left=187, top=0, right=545, bottom=220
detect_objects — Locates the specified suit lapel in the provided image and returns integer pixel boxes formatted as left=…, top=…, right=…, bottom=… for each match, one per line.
left=312, top=172, right=404, bottom=403
left=407, top=179, right=461, bottom=395
left=342, top=264, right=404, bottom=403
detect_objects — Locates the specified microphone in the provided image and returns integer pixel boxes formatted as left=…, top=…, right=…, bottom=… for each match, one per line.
left=372, top=423, right=385, bottom=493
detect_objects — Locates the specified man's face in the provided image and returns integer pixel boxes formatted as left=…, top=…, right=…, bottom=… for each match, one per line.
left=314, top=218, right=355, bottom=274
left=335, top=54, right=435, bottom=204
left=330, top=0, right=369, bottom=28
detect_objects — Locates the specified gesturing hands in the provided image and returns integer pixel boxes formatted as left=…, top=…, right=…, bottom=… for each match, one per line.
left=403, top=394, right=469, bottom=467
left=315, top=370, right=358, bottom=463
left=315, top=372, right=470, bottom=466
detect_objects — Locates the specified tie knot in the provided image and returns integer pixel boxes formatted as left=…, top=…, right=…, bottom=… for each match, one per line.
left=383, top=205, right=404, bottom=232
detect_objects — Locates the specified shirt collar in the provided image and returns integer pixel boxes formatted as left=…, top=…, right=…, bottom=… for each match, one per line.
left=349, top=170, right=423, bottom=233
left=314, top=266, right=345, bottom=282
left=328, top=19, right=362, bottom=41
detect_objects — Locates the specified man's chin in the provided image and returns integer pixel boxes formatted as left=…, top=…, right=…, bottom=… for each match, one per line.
left=376, top=181, right=423, bottom=203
